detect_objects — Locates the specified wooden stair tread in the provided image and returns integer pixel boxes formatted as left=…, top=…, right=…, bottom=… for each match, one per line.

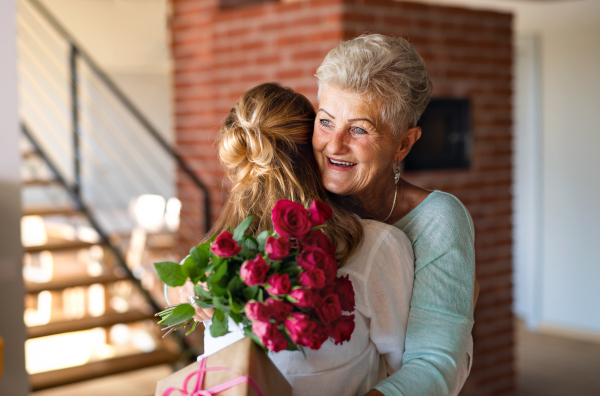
left=23, top=179, right=61, bottom=186
left=23, top=206, right=80, bottom=216
left=25, top=273, right=129, bottom=294
left=25, top=239, right=102, bottom=253
left=27, top=310, right=155, bottom=339
left=29, top=349, right=179, bottom=391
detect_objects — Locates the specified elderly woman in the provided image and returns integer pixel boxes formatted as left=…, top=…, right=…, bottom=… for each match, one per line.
left=313, top=34, right=476, bottom=396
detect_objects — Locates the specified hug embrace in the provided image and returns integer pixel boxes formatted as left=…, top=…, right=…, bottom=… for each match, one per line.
left=166, top=33, right=476, bottom=396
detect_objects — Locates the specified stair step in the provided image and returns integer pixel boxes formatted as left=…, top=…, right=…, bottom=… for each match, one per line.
left=25, top=240, right=102, bottom=253
left=27, top=310, right=155, bottom=339
left=29, top=349, right=179, bottom=391
left=26, top=273, right=129, bottom=294
left=23, top=179, right=61, bottom=186
left=23, top=206, right=80, bottom=217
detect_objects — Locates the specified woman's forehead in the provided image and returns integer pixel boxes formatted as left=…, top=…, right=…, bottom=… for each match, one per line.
left=319, top=86, right=379, bottom=119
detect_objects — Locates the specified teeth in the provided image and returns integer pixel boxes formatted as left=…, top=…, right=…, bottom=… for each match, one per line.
left=329, top=158, right=356, bottom=166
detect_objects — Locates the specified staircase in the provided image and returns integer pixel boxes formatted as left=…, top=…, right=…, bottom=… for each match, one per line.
left=17, top=0, right=210, bottom=391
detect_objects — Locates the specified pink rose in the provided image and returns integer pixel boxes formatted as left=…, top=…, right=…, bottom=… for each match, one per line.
left=265, top=236, right=294, bottom=260
left=297, top=246, right=328, bottom=271
left=303, top=322, right=330, bottom=350
left=302, top=230, right=336, bottom=254
left=271, top=200, right=311, bottom=239
left=284, top=312, right=316, bottom=345
left=245, top=301, right=271, bottom=322
left=239, top=255, right=270, bottom=286
left=266, top=298, right=293, bottom=323
left=315, top=293, right=342, bottom=323
left=265, top=273, right=291, bottom=296
left=334, top=275, right=355, bottom=312
left=211, top=231, right=242, bottom=258
left=330, top=314, right=355, bottom=345
left=297, top=269, right=326, bottom=289
left=252, top=321, right=288, bottom=352
left=321, top=254, right=339, bottom=286
left=288, top=289, right=319, bottom=309
left=308, top=200, right=333, bottom=227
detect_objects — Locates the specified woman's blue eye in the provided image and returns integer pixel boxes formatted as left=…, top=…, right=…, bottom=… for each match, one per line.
left=353, top=127, right=367, bottom=134
left=320, top=119, right=332, bottom=127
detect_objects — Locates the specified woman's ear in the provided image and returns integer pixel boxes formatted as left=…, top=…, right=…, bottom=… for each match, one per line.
left=394, top=126, right=421, bottom=162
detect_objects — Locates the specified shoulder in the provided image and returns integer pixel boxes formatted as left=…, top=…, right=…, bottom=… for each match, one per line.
left=340, top=219, right=413, bottom=281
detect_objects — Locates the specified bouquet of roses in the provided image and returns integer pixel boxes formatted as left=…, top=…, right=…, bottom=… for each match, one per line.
left=154, top=199, right=356, bottom=353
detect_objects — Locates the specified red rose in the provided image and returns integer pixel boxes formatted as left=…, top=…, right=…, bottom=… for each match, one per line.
left=284, top=312, right=316, bottom=345
left=288, top=289, right=319, bottom=309
left=266, top=298, right=293, bottom=323
left=334, top=275, right=355, bottom=312
left=297, top=269, right=326, bottom=289
left=319, top=284, right=335, bottom=297
left=211, top=231, right=242, bottom=258
left=302, top=230, right=336, bottom=254
left=265, top=236, right=294, bottom=260
left=265, top=273, right=291, bottom=296
left=239, top=255, right=270, bottom=286
left=244, top=301, right=271, bottom=322
left=271, top=200, right=311, bottom=239
left=252, top=321, right=288, bottom=352
left=316, top=293, right=342, bottom=323
left=308, top=200, right=333, bottom=227
left=297, top=246, right=328, bottom=271
left=330, top=314, right=355, bottom=345
left=303, top=322, right=330, bottom=350
left=321, top=254, right=339, bottom=286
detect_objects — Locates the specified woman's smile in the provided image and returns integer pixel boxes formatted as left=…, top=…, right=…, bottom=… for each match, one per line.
left=327, top=157, right=358, bottom=170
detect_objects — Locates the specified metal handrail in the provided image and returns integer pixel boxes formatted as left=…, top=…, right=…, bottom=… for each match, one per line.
left=26, top=0, right=211, bottom=233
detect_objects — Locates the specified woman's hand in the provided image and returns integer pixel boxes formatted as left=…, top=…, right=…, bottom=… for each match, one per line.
left=172, top=280, right=215, bottom=322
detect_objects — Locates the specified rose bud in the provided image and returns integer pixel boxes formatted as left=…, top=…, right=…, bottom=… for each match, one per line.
left=330, top=314, right=355, bottom=345
left=284, top=312, right=316, bottom=345
left=265, top=273, right=291, bottom=296
left=316, top=293, right=342, bottom=323
left=265, top=236, right=294, bottom=260
left=252, top=321, right=288, bottom=352
left=245, top=301, right=271, bottom=322
left=271, top=200, right=311, bottom=239
left=266, top=298, right=294, bottom=323
left=297, top=246, right=328, bottom=271
left=321, top=254, right=339, bottom=286
left=211, top=231, right=242, bottom=258
left=240, top=254, right=270, bottom=286
left=334, top=275, right=355, bottom=312
left=308, top=200, right=333, bottom=227
left=303, top=322, right=330, bottom=350
left=288, top=289, right=319, bottom=309
left=298, top=269, right=326, bottom=289
left=302, top=230, right=336, bottom=254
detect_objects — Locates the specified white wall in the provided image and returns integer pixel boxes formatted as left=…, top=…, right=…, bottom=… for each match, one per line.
left=412, top=0, right=600, bottom=334
left=0, top=0, right=30, bottom=394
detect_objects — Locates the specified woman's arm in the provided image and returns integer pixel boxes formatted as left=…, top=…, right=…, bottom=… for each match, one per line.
left=372, top=193, right=475, bottom=396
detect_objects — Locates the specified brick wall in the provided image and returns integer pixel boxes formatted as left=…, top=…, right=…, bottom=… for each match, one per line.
left=172, top=0, right=514, bottom=394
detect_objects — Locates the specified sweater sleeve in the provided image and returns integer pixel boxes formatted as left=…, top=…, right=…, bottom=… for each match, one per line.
left=373, top=192, right=476, bottom=396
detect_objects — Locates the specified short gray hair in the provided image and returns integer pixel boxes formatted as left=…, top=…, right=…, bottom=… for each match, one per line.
left=316, top=34, right=432, bottom=139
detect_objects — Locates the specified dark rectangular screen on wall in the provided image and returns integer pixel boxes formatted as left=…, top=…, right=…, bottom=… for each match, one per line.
left=403, top=98, right=471, bottom=172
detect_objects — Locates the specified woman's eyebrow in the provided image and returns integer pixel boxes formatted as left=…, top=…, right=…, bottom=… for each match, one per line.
left=348, top=118, right=377, bottom=127
left=318, top=108, right=335, bottom=119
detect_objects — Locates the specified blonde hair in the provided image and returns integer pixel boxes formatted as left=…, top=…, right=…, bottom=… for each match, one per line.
left=209, top=83, right=363, bottom=264
left=316, top=33, right=433, bottom=138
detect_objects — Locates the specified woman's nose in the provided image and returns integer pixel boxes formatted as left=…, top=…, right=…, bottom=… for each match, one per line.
left=327, top=131, right=349, bottom=155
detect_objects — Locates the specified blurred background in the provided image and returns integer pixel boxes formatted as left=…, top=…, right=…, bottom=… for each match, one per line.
left=0, top=0, right=598, bottom=395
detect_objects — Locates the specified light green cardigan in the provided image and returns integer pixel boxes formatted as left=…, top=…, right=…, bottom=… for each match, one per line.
left=373, top=191, right=476, bottom=396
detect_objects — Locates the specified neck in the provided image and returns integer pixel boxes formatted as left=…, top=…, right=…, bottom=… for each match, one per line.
left=360, top=176, right=400, bottom=222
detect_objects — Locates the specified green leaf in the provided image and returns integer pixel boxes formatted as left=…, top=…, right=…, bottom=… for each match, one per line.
left=243, top=326, right=267, bottom=353
left=233, top=215, right=254, bottom=243
left=243, top=235, right=259, bottom=251
left=310, top=224, right=327, bottom=231
left=242, top=285, right=259, bottom=301
left=159, top=303, right=195, bottom=326
left=257, top=288, right=264, bottom=303
left=213, top=296, right=231, bottom=313
left=285, top=295, right=298, bottom=304
left=212, top=261, right=228, bottom=284
left=196, top=300, right=214, bottom=309
left=182, top=256, right=203, bottom=284
left=154, top=262, right=187, bottom=287
left=211, top=280, right=227, bottom=297
left=185, top=320, right=200, bottom=336
left=227, top=276, right=245, bottom=295
left=210, top=234, right=218, bottom=243
left=228, top=293, right=244, bottom=313
left=230, top=312, right=243, bottom=324
left=268, top=260, right=281, bottom=273
left=190, top=245, right=210, bottom=270
left=210, top=309, right=229, bottom=337
left=194, top=285, right=212, bottom=300
left=256, top=230, right=270, bottom=252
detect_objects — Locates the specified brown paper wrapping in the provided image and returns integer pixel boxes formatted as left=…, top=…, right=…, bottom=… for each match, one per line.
left=156, top=337, right=291, bottom=396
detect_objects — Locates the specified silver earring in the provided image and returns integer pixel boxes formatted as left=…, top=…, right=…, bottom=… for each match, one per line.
left=394, top=160, right=401, bottom=185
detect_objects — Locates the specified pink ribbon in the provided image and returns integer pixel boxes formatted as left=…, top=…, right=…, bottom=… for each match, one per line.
left=162, top=357, right=265, bottom=396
